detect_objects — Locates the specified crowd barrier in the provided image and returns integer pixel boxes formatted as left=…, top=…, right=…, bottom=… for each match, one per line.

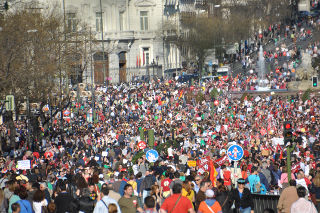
left=252, top=194, right=280, bottom=213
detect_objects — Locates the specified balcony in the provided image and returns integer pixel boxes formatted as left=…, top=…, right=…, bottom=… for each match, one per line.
left=104, top=31, right=135, bottom=41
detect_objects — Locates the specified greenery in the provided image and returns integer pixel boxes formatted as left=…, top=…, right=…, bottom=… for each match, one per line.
left=132, top=151, right=145, bottom=164
left=302, top=89, right=312, bottom=102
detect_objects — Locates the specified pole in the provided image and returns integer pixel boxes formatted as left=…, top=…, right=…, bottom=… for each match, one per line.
left=286, top=144, right=296, bottom=182
left=99, top=0, right=107, bottom=87
left=89, top=28, right=96, bottom=123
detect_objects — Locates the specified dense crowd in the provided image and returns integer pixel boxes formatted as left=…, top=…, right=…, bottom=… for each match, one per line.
left=0, top=7, right=320, bottom=213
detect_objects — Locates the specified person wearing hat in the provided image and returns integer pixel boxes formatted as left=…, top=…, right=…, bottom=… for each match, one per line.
left=229, top=178, right=254, bottom=213
left=197, top=189, right=222, bottom=213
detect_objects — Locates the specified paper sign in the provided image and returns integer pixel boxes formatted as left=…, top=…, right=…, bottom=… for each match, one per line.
left=187, top=161, right=197, bottom=167
left=17, top=160, right=31, bottom=170
left=272, top=138, right=284, bottom=146
left=102, top=151, right=108, bottom=157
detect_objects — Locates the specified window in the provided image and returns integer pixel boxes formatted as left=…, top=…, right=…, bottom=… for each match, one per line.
left=143, top=47, right=150, bottom=65
left=66, top=13, right=77, bottom=32
left=140, top=11, right=149, bottom=31
left=119, top=12, right=125, bottom=31
left=96, top=12, right=103, bottom=32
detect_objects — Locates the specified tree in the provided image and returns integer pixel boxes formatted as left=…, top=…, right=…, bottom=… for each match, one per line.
left=0, top=7, right=91, bottom=148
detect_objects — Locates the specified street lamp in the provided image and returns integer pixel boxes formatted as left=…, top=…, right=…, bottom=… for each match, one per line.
left=151, top=59, right=155, bottom=79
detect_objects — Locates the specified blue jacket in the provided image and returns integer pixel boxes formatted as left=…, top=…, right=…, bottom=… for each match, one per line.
left=16, top=199, right=33, bottom=213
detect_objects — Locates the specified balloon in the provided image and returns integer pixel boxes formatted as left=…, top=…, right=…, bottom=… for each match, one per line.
left=139, top=101, right=142, bottom=105
left=155, top=116, right=158, bottom=120
left=214, top=100, right=219, bottom=106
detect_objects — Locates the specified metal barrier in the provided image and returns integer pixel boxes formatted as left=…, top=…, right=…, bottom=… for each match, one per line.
left=252, top=194, right=280, bottom=213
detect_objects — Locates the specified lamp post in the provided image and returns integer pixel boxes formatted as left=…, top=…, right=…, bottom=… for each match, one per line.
left=156, top=56, right=159, bottom=78
left=151, top=59, right=155, bottom=79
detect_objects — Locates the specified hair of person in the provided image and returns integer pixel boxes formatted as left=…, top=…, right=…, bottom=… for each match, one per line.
left=174, top=171, right=180, bottom=178
left=296, top=186, right=307, bottom=198
left=172, top=183, right=182, bottom=194
left=33, top=189, right=45, bottom=202
left=124, top=184, right=132, bottom=191
left=100, top=186, right=110, bottom=196
left=144, top=196, right=155, bottom=209
left=150, top=185, right=159, bottom=196
left=217, top=178, right=224, bottom=185
left=76, top=175, right=88, bottom=189
left=59, top=181, right=67, bottom=191
left=263, top=208, right=275, bottom=213
left=289, top=179, right=296, bottom=186
left=11, top=203, right=20, bottom=212
left=182, top=181, right=191, bottom=195
left=135, top=172, right=142, bottom=179
left=0, top=189, right=4, bottom=204
left=200, top=180, right=209, bottom=188
left=313, top=173, right=320, bottom=187
left=108, top=203, right=118, bottom=213
left=221, top=165, right=226, bottom=170
left=47, top=202, right=56, bottom=213
left=217, top=184, right=227, bottom=192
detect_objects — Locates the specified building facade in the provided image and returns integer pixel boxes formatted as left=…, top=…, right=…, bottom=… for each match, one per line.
left=61, top=0, right=182, bottom=84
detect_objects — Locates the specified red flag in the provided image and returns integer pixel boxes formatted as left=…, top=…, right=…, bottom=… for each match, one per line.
left=215, top=155, right=228, bottom=166
left=292, top=162, right=301, bottom=173
left=136, top=55, right=138, bottom=67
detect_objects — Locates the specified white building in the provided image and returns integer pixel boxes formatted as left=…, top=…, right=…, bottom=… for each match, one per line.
left=58, top=0, right=184, bottom=84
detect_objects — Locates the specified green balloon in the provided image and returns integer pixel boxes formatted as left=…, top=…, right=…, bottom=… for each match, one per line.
left=104, top=165, right=109, bottom=169
left=155, top=116, right=158, bottom=120
left=139, top=127, right=142, bottom=130
left=139, top=101, right=142, bottom=105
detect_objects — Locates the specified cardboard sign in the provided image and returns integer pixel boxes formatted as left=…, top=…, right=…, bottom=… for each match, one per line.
left=187, top=161, right=197, bottom=167
left=17, top=160, right=31, bottom=170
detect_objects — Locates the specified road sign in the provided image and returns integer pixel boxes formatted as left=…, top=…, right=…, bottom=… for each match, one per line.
left=227, top=144, right=244, bottom=161
left=146, top=149, right=159, bottom=163
left=5, top=95, right=15, bottom=111
left=138, top=141, right=147, bottom=150
left=208, top=61, right=213, bottom=67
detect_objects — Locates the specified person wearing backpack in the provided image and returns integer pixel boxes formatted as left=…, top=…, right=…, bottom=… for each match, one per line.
left=139, top=170, right=156, bottom=202
left=247, top=167, right=262, bottom=193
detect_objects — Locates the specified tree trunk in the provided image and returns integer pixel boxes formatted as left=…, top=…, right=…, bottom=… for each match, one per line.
left=3, top=111, right=16, bottom=148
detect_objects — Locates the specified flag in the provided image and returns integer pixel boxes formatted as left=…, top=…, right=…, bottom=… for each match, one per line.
left=136, top=55, right=139, bottom=67
left=179, top=90, right=183, bottom=99
left=209, top=159, right=218, bottom=186
left=215, top=155, right=228, bottom=166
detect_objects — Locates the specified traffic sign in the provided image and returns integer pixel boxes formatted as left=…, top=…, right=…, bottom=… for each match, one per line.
left=227, top=144, right=244, bottom=161
left=138, top=141, right=147, bottom=150
left=146, top=149, right=159, bottom=163
left=5, top=95, right=15, bottom=111
left=208, top=61, right=213, bottom=67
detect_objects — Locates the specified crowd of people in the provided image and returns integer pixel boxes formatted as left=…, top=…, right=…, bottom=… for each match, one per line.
left=0, top=6, right=320, bottom=213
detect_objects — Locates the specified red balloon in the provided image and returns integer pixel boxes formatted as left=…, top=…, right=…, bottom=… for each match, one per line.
left=214, top=100, right=219, bottom=106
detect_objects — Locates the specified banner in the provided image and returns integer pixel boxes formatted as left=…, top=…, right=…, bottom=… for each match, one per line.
left=17, top=160, right=31, bottom=170
left=187, top=161, right=197, bottom=167
left=215, top=155, right=228, bottom=166
left=292, top=162, right=301, bottom=173
left=197, top=157, right=210, bottom=175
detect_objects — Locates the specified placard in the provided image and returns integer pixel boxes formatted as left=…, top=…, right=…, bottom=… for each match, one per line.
left=17, top=160, right=31, bottom=170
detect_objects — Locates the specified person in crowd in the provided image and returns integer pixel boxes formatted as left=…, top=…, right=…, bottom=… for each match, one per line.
left=11, top=203, right=20, bottom=213
left=229, top=178, right=254, bottom=213
left=277, top=179, right=299, bottom=213
left=118, top=184, right=143, bottom=213
left=291, top=186, right=317, bottom=213
left=160, top=183, right=195, bottom=213
left=54, top=181, right=76, bottom=213
left=32, top=190, right=48, bottom=213
left=198, top=189, right=222, bottom=213
left=93, top=186, right=120, bottom=213
left=195, top=180, right=210, bottom=211
left=143, top=196, right=157, bottom=213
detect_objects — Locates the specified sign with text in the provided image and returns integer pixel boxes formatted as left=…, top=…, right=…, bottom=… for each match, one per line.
left=17, top=160, right=31, bottom=170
